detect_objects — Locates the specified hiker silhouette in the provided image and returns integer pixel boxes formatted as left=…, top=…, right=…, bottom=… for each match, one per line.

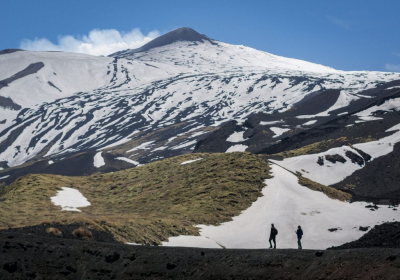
left=269, top=223, right=278, bottom=249
left=296, top=225, right=303, bottom=249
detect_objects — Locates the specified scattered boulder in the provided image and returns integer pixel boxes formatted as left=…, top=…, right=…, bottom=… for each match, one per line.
left=328, top=228, right=342, bottom=232
left=317, top=156, right=324, bottom=166
left=359, top=226, right=370, bottom=232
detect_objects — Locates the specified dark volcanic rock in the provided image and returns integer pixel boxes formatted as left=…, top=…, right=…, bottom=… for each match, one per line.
left=325, top=154, right=347, bottom=163
left=345, top=150, right=364, bottom=166
left=330, top=222, right=400, bottom=250
left=317, top=156, right=324, bottom=166
left=0, top=96, right=21, bottom=110
left=3, top=261, right=17, bottom=273
left=1, top=232, right=400, bottom=279
left=352, top=147, right=372, bottom=162
left=0, top=62, right=44, bottom=90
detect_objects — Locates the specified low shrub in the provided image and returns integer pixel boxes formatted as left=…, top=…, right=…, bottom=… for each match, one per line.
left=46, top=227, right=63, bottom=236
left=72, top=226, right=92, bottom=239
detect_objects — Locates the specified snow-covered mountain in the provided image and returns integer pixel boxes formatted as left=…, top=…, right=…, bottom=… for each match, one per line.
left=0, top=27, right=400, bottom=186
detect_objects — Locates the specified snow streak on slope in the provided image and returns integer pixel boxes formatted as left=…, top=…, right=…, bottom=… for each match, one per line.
left=0, top=29, right=400, bottom=168
left=162, top=164, right=400, bottom=249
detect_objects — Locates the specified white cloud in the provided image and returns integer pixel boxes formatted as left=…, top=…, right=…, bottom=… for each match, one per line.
left=384, top=63, right=400, bottom=72
left=20, top=28, right=160, bottom=56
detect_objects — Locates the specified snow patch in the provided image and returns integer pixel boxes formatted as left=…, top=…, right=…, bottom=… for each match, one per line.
left=0, top=175, right=9, bottom=180
left=226, top=144, right=248, bottom=153
left=302, top=120, right=317, bottom=126
left=270, top=127, right=290, bottom=138
left=93, top=152, right=105, bottom=168
left=50, top=187, right=91, bottom=212
left=259, top=120, right=283, bottom=125
left=115, top=157, right=140, bottom=165
left=226, top=131, right=246, bottom=143
left=126, top=141, right=155, bottom=153
left=171, top=140, right=197, bottom=150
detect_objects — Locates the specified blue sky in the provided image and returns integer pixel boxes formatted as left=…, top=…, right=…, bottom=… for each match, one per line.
left=1, top=0, right=400, bottom=72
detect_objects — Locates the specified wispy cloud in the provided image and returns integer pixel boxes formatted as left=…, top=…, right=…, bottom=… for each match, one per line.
left=327, top=16, right=352, bottom=30
left=394, top=52, right=400, bottom=58
left=20, top=28, right=160, bottom=56
left=385, top=63, right=400, bottom=72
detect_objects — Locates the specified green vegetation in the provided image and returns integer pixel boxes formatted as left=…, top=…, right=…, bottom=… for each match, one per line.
left=0, top=153, right=270, bottom=245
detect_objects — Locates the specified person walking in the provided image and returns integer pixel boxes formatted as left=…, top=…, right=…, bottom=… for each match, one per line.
left=296, top=225, right=303, bottom=249
left=269, top=223, right=278, bottom=249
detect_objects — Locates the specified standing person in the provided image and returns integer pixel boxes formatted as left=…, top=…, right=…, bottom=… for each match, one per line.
left=269, top=223, right=278, bottom=249
left=296, top=225, right=303, bottom=249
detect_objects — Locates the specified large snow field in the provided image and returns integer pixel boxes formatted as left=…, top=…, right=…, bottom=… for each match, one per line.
left=50, top=187, right=91, bottom=212
left=162, top=164, right=400, bottom=249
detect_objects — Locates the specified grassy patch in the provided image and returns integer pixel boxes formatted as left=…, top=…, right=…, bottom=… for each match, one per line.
left=296, top=172, right=352, bottom=201
left=0, top=153, right=270, bottom=245
left=271, top=136, right=380, bottom=159
left=271, top=137, right=349, bottom=159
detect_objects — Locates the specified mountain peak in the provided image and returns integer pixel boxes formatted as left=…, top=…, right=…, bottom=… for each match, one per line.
left=110, top=27, right=216, bottom=57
